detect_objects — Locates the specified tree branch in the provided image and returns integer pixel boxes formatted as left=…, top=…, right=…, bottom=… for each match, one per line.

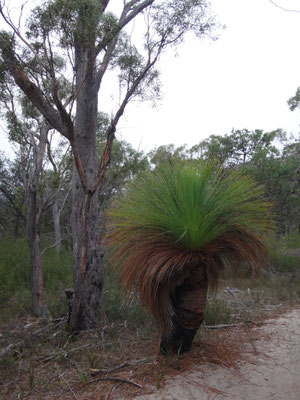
left=0, top=41, right=72, bottom=139
left=267, top=0, right=300, bottom=12
left=92, top=55, right=158, bottom=192
left=95, top=0, right=154, bottom=55
left=100, top=0, right=110, bottom=13
left=120, top=0, right=154, bottom=28
left=0, top=5, right=52, bottom=72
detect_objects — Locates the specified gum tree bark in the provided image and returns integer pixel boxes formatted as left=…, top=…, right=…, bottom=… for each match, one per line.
left=69, top=60, right=103, bottom=330
left=24, top=124, right=51, bottom=318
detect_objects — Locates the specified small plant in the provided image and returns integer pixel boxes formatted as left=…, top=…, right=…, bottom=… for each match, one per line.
left=76, top=367, right=88, bottom=386
left=28, top=355, right=35, bottom=390
left=174, top=341, right=183, bottom=370
left=85, top=350, right=101, bottom=369
left=154, top=369, right=163, bottom=390
left=270, top=251, right=299, bottom=273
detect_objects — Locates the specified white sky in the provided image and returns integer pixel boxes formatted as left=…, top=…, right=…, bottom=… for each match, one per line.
left=1, top=0, right=300, bottom=157
left=116, top=0, right=300, bottom=151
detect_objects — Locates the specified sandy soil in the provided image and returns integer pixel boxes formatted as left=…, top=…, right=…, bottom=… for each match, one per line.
left=134, top=308, right=300, bottom=400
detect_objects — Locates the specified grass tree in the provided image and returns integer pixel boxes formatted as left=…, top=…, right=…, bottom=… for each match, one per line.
left=106, top=160, right=274, bottom=354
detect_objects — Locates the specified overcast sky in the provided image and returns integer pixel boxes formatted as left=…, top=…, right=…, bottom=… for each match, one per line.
left=1, top=0, right=300, bottom=157
left=115, top=0, right=300, bottom=151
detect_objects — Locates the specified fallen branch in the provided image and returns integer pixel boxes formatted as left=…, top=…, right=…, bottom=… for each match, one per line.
left=0, top=342, right=23, bottom=356
left=87, top=377, right=143, bottom=389
left=89, top=357, right=154, bottom=376
left=38, top=343, right=94, bottom=363
left=234, top=316, right=261, bottom=326
left=205, top=324, right=238, bottom=330
left=32, top=317, right=67, bottom=335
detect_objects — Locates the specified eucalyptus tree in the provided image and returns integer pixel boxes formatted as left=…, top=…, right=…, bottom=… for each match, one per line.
left=148, top=144, right=189, bottom=167
left=0, top=63, right=72, bottom=316
left=0, top=0, right=218, bottom=330
left=1, top=118, right=51, bottom=317
left=0, top=152, right=26, bottom=237
left=247, top=137, right=300, bottom=235
left=106, top=161, right=273, bottom=354
left=198, top=129, right=280, bottom=166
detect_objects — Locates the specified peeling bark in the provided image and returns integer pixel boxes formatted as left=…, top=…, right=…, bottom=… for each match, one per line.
left=24, top=124, right=51, bottom=319
left=26, top=188, right=50, bottom=318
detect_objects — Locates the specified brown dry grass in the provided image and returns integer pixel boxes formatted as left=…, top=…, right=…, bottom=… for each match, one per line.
left=1, top=266, right=299, bottom=400
left=0, top=310, right=277, bottom=400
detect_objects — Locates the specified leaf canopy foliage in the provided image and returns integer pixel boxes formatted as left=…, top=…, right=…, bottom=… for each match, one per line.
left=108, top=160, right=273, bottom=251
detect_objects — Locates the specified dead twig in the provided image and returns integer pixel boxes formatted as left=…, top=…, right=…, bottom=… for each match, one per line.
left=234, top=316, right=261, bottom=326
left=89, top=357, right=154, bottom=376
left=0, top=342, right=23, bottom=357
left=38, top=343, right=94, bottom=363
left=32, top=317, right=67, bottom=335
left=60, top=373, right=79, bottom=400
left=205, top=324, right=238, bottom=330
left=87, top=376, right=143, bottom=389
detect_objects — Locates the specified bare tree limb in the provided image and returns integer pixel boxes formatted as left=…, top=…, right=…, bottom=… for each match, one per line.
left=267, top=0, right=300, bottom=12
left=0, top=41, right=72, bottom=140
left=0, top=5, right=52, bottom=72
left=120, top=0, right=154, bottom=28
left=41, top=234, right=72, bottom=255
left=95, top=0, right=154, bottom=55
left=92, top=55, right=158, bottom=193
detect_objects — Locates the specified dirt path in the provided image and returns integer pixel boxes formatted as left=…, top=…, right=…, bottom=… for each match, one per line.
left=135, top=308, right=300, bottom=400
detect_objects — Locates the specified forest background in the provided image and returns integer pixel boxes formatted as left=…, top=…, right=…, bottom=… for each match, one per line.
left=0, top=0, right=299, bottom=398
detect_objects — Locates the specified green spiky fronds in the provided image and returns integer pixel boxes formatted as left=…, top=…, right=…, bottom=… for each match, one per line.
left=106, top=160, right=274, bottom=334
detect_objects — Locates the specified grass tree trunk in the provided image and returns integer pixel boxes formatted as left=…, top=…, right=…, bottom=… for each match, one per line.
left=160, top=267, right=208, bottom=354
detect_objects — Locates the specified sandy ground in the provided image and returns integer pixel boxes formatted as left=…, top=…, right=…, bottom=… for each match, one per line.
left=135, top=308, right=300, bottom=400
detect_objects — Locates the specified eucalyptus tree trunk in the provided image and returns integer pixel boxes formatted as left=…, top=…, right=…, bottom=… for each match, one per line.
left=26, top=184, right=50, bottom=318
left=160, top=267, right=208, bottom=354
left=24, top=124, right=50, bottom=319
left=68, top=38, right=103, bottom=331
left=52, top=199, right=62, bottom=255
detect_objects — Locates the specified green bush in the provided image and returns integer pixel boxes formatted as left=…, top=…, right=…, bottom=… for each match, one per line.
left=270, top=251, right=299, bottom=273
left=278, top=232, right=300, bottom=249
left=0, top=236, right=30, bottom=301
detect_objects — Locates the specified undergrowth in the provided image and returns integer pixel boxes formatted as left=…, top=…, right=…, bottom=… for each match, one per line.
left=0, top=233, right=299, bottom=399
left=0, top=235, right=73, bottom=322
left=0, top=233, right=299, bottom=327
